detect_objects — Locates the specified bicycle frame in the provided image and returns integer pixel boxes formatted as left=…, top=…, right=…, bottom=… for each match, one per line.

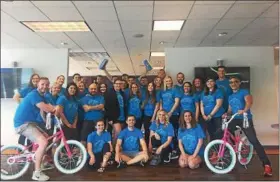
left=22, top=117, right=73, bottom=159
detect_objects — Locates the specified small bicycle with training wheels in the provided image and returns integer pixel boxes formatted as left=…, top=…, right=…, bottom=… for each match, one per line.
left=1, top=116, right=87, bottom=180
left=204, top=113, right=254, bottom=174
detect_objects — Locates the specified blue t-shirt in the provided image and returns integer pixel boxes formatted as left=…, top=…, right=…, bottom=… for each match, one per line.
left=123, top=88, right=130, bottom=101
left=128, top=95, right=142, bottom=119
left=216, top=79, right=232, bottom=110
left=77, top=89, right=88, bottom=100
left=19, top=86, right=35, bottom=98
left=81, top=94, right=104, bottom=121
left=142, top=91, right=161, bottom=117
left=118, top=127, right=143, bottom=152
left=45, top=92, right=59, bottom=106
left=175, top=84, right=184, bottom=95
left=14, top=90, right=45, bottom=128
left=149, top=121, right=174, bottom=147
left=180, top=93, right=199, bottom=113
left=116, top=91, right=125, bottom=122
left=58, top=87, right=66, bottom=96
left=160, top=88, right=181, bottom=115
left=178, top=124, right=205, bottom=157
left=140, top=85, right=147, bottom=100
left=201, top=89, right=225, bottom=118
left=57, top=95, right=78, bottom=124
left=229, top=89, right=252, bottom=119
left=87, top=131, right=111, bottom=154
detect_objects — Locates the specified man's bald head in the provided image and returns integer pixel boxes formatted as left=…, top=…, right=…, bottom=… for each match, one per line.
left=88, top=83, right=98, bottom=95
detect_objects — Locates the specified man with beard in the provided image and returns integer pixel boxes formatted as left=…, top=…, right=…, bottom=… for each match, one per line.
left=175, top=72, right=185, bottom=95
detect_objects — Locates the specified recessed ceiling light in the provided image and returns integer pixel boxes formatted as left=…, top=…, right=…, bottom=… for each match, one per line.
left=159, top=41, right=165, bottom=45
left=153, top=67, right=164, bottom=70
left=151, top=52, right=165, bottom=57
left=133, top=34, right=144, bottom=38
left=218, top=32, right=228, bottom=37
left=153, top=20, right=184, bottom=31
left=21, top=21, right=91, bottom=32
left=61, top=42, right=68, bottom=45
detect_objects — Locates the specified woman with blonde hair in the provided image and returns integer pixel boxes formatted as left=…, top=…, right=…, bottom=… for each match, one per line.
left=149, top=110, right=174, bottom=166
left=160, top=76, right=181, bottom=159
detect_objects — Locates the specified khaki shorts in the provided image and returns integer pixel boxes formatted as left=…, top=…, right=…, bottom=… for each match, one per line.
left=15, top=122, right=47, bottom=143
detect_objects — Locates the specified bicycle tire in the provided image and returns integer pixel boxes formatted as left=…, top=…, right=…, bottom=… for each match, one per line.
left=53, top=140, right=87, bottom=174
left=1, top=144, right=31, bottom=180
left=204, top=140, right=236, bottom=174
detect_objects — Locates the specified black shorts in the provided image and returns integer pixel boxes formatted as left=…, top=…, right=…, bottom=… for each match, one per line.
left=81, top=121, right=96, bottom=142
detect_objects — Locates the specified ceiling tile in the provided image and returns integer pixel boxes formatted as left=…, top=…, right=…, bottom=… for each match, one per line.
left=37, top=7, right=83, bottom=21
left=1, top=1, right=34, bottom=8
left=77, top=6, right=117, bottom=21
left=152, top=31, right=180, bottom=42
left=114, top=1, right=153, bottom=7
left=180, top=28, right=212, bottom=39
left=32, top=1, right=74, bottom=7
left=195, top=1, right=235, bottom=5
left=246, top=17, right=279, bottom=30
left=87, top=20, right=121, bottom=32
left=36, top=32, right=78, bottom=49
left=188, top=4, right=232, bottom=19
left=151, top=41, right=174, bottom=52
left=215, top=18, right=254, bottom=29
left=1, top=32, right=30, bottom=49
left=66, top=32, right=105, bottom=52
left=260, top=3, right=279, bottom=17
left=183, top=19, right=219, bottom=30
left=155, top=1, right=194, bottom=5
left=225, top=37, right=255, bottom=46
left=120, top=20, right=152, bottom=31
left=235, top=1, right=276, bottom=4
left=224, top=3, right=273, bottom=18
left=206, top=29, right=240, bottom=39
left=2, top=7, right=49, bottom=21
left=73, top=1, right=114, bottom=7
left=1, top=11, right=18, bottom=24
left=115, top=6, right=153, bottom=20
left=154, top=4, right=192, bottom=20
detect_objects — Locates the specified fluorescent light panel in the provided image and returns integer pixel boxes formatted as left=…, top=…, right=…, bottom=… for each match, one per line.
left=153, top=20, right=184, bottom=31
left=151, top=52, right=165, bottom=57
left=21, top=21, right=90, bottom=32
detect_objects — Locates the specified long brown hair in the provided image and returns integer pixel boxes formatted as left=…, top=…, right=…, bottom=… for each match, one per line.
left=28, top=73, right=40, bottom=88
left=129, top=83, right=141, bottom=99
left=183, top=82, right=194, bottom=96
left=142, top=82, right=156, bottom=108
left=179, top=110, right=197, bottom=129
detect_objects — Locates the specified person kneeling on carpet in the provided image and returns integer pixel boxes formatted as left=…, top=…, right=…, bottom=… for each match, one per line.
left=149, top=110, right=174, bottom=166
left=87, top=120, right=113, bottom=173
left=115, top=115, right=149, bottom=168
left=178, top=111, right=205, bottom=169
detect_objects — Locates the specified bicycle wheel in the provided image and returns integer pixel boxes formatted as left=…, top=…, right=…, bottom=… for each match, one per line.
left=53, top=140, right=87, bottom=174
left=237, top=136, right=253, bottom=165
left=1, top=144, right=31, bottom=180
left=204, top=140, right=236, bottom=174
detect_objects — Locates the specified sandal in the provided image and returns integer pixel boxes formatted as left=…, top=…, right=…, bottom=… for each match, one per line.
left=97, top=167, right=105, bottom=173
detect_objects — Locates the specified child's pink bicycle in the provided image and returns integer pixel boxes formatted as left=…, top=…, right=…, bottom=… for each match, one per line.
left=204, top=113, right=254, bottom=174
left=1, top=116, right=87, bottom=180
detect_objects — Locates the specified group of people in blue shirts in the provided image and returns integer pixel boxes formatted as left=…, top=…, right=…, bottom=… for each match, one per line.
left=12, top=66, right=272, bottom=181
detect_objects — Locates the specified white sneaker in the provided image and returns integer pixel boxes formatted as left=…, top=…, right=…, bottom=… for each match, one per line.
left=32, top=170, right=50, bottom=181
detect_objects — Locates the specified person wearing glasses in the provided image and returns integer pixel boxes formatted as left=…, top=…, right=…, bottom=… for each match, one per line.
left=127, top=83, right=142, bottom=129
left=115, top=115, right=149, bottom=168
left=225, top=76, right=272, bottom=177
left=87, top=120, right=113, bottom=173
left=200, top=78, right=225, bottom=141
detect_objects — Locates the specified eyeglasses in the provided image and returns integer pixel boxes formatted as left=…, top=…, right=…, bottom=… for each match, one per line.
left=229, top=80, right=239, bottom=84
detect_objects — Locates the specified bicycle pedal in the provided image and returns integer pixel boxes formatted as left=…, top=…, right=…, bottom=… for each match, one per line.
left=244, top=165, right=248, bottom=169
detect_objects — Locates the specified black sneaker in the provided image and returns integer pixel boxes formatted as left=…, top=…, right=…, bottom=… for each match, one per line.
left=149, top=154, right=161, bottom=166
left=170, top=150, right=179, bottom=160
left=163, top=152, right=171, bottom=163
left=117, top=161, right=127, bottom=169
